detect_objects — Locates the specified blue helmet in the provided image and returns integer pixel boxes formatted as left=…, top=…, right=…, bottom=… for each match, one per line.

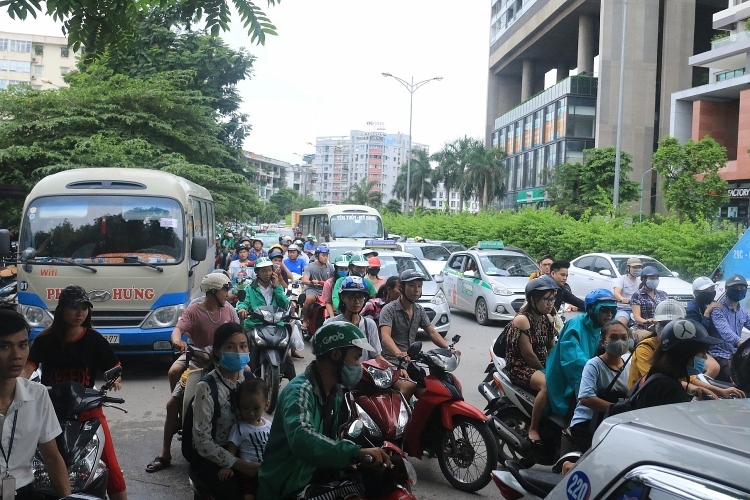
left=584, top=288, right=616, bottom=311
left=339, top=276, right=368, bottom=295
left=315, top=245, right=330, bottom=256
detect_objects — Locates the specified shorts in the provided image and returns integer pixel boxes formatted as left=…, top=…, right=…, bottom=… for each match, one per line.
left=305, top=287, right=323, bottom=298
left=171, top=367, right=201, bottom=398
left=614, top=307, right=631, bottom=324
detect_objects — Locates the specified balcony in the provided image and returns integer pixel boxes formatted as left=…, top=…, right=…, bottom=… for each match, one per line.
left=369, top=148, right=382, bottom=155
left=368, top=158, right=382, bottom=165
left=691, top=31, right=750, bottom=71
left=712, top=30, right=750, bottom=50
left=368, top=168, right=381, bottom=176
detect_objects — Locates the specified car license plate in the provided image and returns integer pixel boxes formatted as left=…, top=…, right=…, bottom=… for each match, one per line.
left=103, top=334, right=120, bottom=344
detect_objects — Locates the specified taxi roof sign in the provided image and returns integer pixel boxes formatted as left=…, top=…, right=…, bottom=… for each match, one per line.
left=364, top=239, right=400, bottom=250
left=477, top=240, right=504, bottom=250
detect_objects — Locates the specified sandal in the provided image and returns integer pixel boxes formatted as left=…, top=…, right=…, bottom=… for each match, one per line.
left=145, top=457, right=171, bottom=473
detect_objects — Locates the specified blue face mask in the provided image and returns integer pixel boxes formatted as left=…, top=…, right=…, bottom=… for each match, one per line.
left=340, top=362, right=362, bottom=386
left=687, top=356, right=706, bottom=376
left=727, top=288, right=747, bottom=303
left=337, top=270, right=348, bottom=278
left=219, top=351, right=250, bottom=373
left=646, top=279, right=660, bottom=290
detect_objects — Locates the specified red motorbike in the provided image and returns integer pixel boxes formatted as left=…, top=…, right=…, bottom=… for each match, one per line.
left=401, top=336, right=499, bottom=492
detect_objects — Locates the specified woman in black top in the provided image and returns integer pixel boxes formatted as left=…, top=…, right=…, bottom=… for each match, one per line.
left=633, top=318, right=722, bottom=409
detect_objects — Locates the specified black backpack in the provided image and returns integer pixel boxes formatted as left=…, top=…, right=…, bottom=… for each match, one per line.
left=604, top=373, right=667, bottom=418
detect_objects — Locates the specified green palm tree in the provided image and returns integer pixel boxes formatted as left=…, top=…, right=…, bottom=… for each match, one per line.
left=392, top=149, right=435, bottom=209
left=431, top=136, right=477, bottom=211
left=346, top=179, right=381, bottom=207
left=465, top=143, right=507, bottom=210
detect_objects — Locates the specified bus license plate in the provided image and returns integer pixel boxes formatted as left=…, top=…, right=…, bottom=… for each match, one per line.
left=103, top=335, right=120, bottom=344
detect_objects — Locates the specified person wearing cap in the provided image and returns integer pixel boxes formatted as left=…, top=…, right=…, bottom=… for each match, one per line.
left=709, top=273, right=750, bottom=382
left=237, top=257, right=291, bottom=331
left=248, top=238, right=267, bottom=264
left=228, top=243, right=255, bottom=287
left=613, top=257, right=643, bottom=325
left=303, top=234, right=317, bottom=255
left=366, top=256, right=387, bottom=291
left=300, top=246, right=334, bottom=329
left=230, top=236, right=253, bottom=262
left=630, top=265, right=668, bottom=342
left=685, top=276, right=723, bottom=336
left=257, top=322, right=391, bottom=500
left=283, top=244, right=306, bottom=275
left=331, top=253, right=377, bottom=311
left=22, top=286, right=128, bottom=499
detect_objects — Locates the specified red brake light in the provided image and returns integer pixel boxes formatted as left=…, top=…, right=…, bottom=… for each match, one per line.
left=491, top=472, right=524, bottom=500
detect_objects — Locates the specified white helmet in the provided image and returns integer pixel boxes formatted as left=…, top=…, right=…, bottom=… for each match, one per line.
left=288, top=244, right=300, bottom=252
left=200, top=273, right=231, bottom=293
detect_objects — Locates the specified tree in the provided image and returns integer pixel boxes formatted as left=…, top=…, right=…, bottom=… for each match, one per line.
left=652, top=136, right=729, bottom=222
left=4, top=0, right=279, bottom=61
left=259, top=203, right=281, bottom=224
left=269, top=187, right=319, bottom=212
left=392, top=149, right=435, bottom=209
left=545, top=146, right=640, bottom=218
left=347, top=179, right=379, bottom=206
left=431, top=136, right=478, bottom=211
left=384, top=199, right=402, bottom=215
left=464, top=144, right=507, bottom=210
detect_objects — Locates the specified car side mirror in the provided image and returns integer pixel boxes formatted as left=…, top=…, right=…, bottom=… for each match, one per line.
left=407, top=342, right=422, bottom=358
left=0, top=230, right=10, bottom=258
left=672, top=271, right=679, bottom=278
left=191, top=237, right=208, bottom=262
left=434, top=274, right=444, bottom=283
left=464, top=270, right=476, bottom=278
left=598, top=269, right=612, bottom=277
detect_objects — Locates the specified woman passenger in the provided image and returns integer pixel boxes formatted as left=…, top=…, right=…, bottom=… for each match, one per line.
left=630, top=265, right=668, bottom=342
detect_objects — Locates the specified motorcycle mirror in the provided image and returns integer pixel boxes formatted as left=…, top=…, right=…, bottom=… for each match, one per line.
left=347, top=420, right=363, bottom=439
left=451, top=335, right=461, bottom=344
left=407, top=342, right=422, bottom=358
left=104, top=365, right=122, bottom=382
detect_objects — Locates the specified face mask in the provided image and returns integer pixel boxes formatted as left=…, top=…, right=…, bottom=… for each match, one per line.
left=337, top=270, right=348, bottom=278
left=340, top=362, right=362, bottom=386
left=218, top=351, right=250, bottom=373
left=368, top=267, right=380, bottom=275
left=727, top=288, right=747, bottom=302
left=350, top=270, right=365, bottom=278
left=646, top=279, right=660, bottom=290
left=630, top=268, right=643, bottom=277
left=687, top=356, right=706, bottom=376
left=696, top=291, right=715, bottom=305
left=604, top=340, right=629, bottom=356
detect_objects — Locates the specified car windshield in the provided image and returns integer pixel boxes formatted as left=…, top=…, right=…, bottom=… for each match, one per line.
left=479, top=254, right=539, bottom=277
left=21, top=195, right=184, bottom=263
left=327, top=245, right=365, bottom=261
left=441, top=242, right=467, bottom=253
left=330, top=214, right=383, bottom=239
left=611, top=257, right=673, bottom=277
left=404, top=244, right=451, bottom=262
left=255, top=233, right=281, bottom=250
left=378, top=255, right=433, bottom=281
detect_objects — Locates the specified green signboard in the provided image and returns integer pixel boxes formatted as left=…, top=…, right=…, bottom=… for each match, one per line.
left=516, top=188, right=546, bottom=204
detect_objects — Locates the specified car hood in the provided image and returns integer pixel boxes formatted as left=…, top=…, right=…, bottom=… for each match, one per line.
left=418, top=279, right=439, bottom=299
left=651, top=277, right=693, bottom=297
left=484, top=275, right=528, bottom=294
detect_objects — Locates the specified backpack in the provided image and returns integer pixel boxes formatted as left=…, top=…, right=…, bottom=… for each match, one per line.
left=604, top=373, right=667, bottom=418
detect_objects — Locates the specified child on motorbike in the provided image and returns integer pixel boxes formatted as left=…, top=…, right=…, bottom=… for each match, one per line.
left=218, top=379, right=271, bottom=500
left=503, top=277, right=557, bottom=444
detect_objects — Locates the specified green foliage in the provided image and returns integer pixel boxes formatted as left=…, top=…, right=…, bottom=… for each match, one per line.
left=545, top=147, right=640, bottom=218
left=268, top=188, right=319, bottom=212
left=258, top=204, right=281, bottom=224
left=3, top=0, right=279, bottom=60
left=381, top=208, right=738, bottom=281
left=347, top=179, right=382, bottom=207
left=392, top=149, right=435, bottom=209
left=383, top=199, right=402, bottom=215
left=652, top=135, right=729, bottom=222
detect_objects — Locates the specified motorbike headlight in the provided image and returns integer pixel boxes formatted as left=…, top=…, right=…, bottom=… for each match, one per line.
left=143, top=304, right=185, bottom=329
left=355, top=403, right=382, bottom=438
left=491, top=283, right=513, bottom=296
left=22, top=305, right=53, bottom=328
left=425, top=351, right=460, bottom=372
left=367, top=365, right=392, bottom=389
left=395, top=401, right=411, bottom=437
left=278, top=335, right=289, bottom=348
left=430, top=289, right=447, bottom=305
left=68, top=437, right=100, bottom=491
left=253, top=330, right=267, bottom=346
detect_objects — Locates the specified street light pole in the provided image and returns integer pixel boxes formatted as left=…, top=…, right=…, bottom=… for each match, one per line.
left=613, top=0, right=628, bottom=211
left=382, top=73, right=442, bottom=214
left=639, top=167, right=654, bottom=222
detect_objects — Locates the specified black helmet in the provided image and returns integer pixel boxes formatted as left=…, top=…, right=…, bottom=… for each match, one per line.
left=236, top=243, right=250, bottom=252
left=659, top=319, right=722, bottom=351
left=525, top=276, right=558, bottom=298
left=400, top=269, right=425, bottom=283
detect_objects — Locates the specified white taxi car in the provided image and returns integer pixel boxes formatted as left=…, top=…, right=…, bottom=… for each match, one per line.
left=441, top=241, right=540, bottom=325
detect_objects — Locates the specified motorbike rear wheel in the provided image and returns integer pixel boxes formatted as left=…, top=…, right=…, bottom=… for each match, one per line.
left=262, top=362, right=281, bottom=414
left=437, top=416, right=498, bottom=492
left=493, top=407, right=536, bottom=468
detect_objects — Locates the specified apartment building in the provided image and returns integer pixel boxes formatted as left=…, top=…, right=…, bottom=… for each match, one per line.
left=285, top=163, right=317, bottom=199
left=0, top=31, right=79, bottom=89
left=243, top=151, right=290, bottom=204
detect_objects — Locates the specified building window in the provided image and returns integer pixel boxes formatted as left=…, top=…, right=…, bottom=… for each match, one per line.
left=8, top=60, right=31, bottom=73
left=61, top=47, right=69, bottom=58
left=34, top=45, right=43, bottom=55
left=60, top=67, right=70, bottom=75
left=451, top=201, right=456, bottom=208
left=716, top=68, right=745, bottom=82
left=567, top=97, right=596, bottom=139
left=34, top=65, right=42, bottom=74
left=0, top=39, right=7, bottom=51
left=10, top=40, right=32, bottom=53
left=0, top=60, right=6, bottom=71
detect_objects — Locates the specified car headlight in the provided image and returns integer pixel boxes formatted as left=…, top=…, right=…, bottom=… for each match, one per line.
left=367, top=365, right=392, bottom=389
left=22, top=305, right=53, bottom=328
left=143, top=304, right=186, bottom=329
left=356, top=403, right=382, bottom=438
left=430, top=289, right=447, bottom=305
left=491, top=283, right=513, bottom=296
left=395, top=401, right=411, bottom=437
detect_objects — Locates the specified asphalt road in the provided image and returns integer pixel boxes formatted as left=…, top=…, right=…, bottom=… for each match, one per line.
left=105, top=308, right=505, bottom=500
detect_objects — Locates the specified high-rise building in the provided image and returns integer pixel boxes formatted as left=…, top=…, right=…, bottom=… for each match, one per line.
left=243, top=151, right=290, bottom=204
left=485, top=0, right=725, bottom=213
left=313, top=126, right=427, bottom=206
left=285, top=163, right=317, bottom=199
left=0, top=31, right=80, bottom=90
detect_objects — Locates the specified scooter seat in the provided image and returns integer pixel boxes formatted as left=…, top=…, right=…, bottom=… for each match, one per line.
left=505, top=460, right=563, bottom=497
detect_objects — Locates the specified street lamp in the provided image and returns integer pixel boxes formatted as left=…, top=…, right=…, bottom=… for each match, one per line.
left=382, top=73, right=442, bottom=214
left=613, top=0, right=628, bottom=211
left=41, top=79, right=61, bottom=88
left=639, top=167, right=654, bottom=222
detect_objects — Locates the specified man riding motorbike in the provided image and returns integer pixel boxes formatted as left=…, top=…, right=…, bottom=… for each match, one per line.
left=300, top=246, right=334, bottom=329
left=256, top=322, right=391, bottom=500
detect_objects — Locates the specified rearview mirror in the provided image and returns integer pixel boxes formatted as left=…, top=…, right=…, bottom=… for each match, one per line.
left=191, top=237, right=208, bottom=262
left=672, top=271, right=679, bottom=278
left=434, top=274, right=444, bottom=283
left=598, top=269, right=612, bottom=277
left=463, top=270, right=476, bottom=278
left=347, top=420, right=363, bottom=439
left=104, top=365, right=122, bottom=382
left=407, top=342, right=422, bottom=358
left=0, top=230, right=10, bottom=258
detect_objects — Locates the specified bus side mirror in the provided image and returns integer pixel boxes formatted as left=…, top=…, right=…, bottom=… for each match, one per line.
left=384, top=228, right=389, bottom=239
left=0, top=230, right=10, bottom=258
left=191, top=237, right=207, bottom=262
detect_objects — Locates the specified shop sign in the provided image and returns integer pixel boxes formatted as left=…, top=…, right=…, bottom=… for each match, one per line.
left=728, top=188, right=750, bottom=198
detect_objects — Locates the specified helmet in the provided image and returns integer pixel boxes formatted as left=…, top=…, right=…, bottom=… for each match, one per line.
left=287, top=244, right=300, bottom=252
left=414, top=236, right=425, bottom=243
left=339, top=276, right=368, bottom=296
left=653, top=299, right=686, bottom=322
left=641, top=266, right=659, bottom=278
left=269, top=244, right=284, bottom=254
left=659, top=319, right=721, bottom=351
left=525, top=276, right=558, bottom=297
left=236, top=243, right=250, bottom=252
left=200, top=273, right=231, bottom=293
left=400, top=269, right=425, bottom=282
left=348, top=252, right=369, bottom=267
left=308, top=234, right=317, bottom=242
left=361, top=249, right=379, bottom=258
left=269, top=250, right=284, bottom=260
left=254, top=257, right=274, bottom=269
left=584, top=289, right=616, bottom=311
left=368, top=257, right=381, bottom=267
left=282, top=235, right=293, bottom=242
left=315, top=245, right=330, bottom=255
left=57, top=285, right=93, bottom=310
left=312, top=321, right=376, bottom=356
left=333, top=255, right=351, bottom=268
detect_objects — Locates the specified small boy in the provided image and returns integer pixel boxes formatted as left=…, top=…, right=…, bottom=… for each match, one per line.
left=218, top=379, right=271, bottom=500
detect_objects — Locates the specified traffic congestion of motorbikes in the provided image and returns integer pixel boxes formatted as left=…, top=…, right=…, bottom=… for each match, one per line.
left=2, top=220, right=750, bottom=500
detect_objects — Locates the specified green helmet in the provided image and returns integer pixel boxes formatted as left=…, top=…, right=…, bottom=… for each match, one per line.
left=254, top=257, right=273, bottom=269
left=312, top=321, right=376, bottom=356
left=349, top=252, right=369, bottom=267
left=334, top=255, right=351, bottom=268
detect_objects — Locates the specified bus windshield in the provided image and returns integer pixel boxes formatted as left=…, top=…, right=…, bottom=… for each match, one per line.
left=21, top=195, right=185, bottom=263
left=330, top=214, right=383, bottom=239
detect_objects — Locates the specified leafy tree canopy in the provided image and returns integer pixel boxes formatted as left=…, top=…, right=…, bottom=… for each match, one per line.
left=268, top=188, right=319, bottom=212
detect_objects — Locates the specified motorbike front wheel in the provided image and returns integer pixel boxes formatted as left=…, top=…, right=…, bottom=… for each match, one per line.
left=262, top=362, right=281, bottom=414
left=437, top=416, right=498, bottom=492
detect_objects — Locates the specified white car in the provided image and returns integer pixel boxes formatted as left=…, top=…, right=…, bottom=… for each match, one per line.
left=398, top=242, right=452, bottom=277
left=567, top=253, right=693, bottom=306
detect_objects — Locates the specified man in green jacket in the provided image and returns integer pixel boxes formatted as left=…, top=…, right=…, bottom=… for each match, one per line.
left=236, top=257, right=290, bottom=330
left=331, top=252, right=376, bottom=310
left=257, top=322, right=391, bottom=500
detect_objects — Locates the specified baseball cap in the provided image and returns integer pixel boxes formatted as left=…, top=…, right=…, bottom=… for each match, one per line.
left=368, top=257, right=381, bottom=267
left=692, top=276, right=714, bottom=292
left=57, top=285, right=93, bottom=310
left=653, top=299, right=685, bottom=322
left=626, top=257, right=642, bottom=266
left=725, top=274, right=748, bottom=288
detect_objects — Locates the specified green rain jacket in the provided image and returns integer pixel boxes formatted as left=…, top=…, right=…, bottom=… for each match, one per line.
left=331, top=276, right=377, bottom=309
left=236, top=279, right=290, bottom=330
left=544, top=311, right=602, bottom=416
left=257, top=362, right=361, bottom=500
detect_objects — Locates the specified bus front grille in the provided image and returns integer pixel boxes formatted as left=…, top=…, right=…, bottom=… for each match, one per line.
left=90, top=310, right=150, bottom=328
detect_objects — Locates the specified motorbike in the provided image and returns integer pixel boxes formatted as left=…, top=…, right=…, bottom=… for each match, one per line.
left=491, top=454, right=579, bottom=500
left=246, top=304, right=296, bottom=413
left=0, top=266, right=16, bottom=310
left=303, top=292, right=328, bottom=342
left=401, top=336, right=499, bottom=492
left=478, top=340, right=570, bottom=468
left=33, top=366, right=126, bottom=499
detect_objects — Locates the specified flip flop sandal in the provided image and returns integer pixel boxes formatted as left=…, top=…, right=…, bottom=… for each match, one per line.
left=145, top=457, right=171, bottom=473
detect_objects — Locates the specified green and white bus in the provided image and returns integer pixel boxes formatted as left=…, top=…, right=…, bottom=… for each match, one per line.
left=3, top=168, right=213, bottom=354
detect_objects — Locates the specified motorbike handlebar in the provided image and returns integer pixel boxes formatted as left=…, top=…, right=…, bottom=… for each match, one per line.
left=103, top=396, right=125, bottom=404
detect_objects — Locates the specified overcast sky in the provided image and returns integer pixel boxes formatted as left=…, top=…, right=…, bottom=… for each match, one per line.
left=5, top=1, right=489, bottom=164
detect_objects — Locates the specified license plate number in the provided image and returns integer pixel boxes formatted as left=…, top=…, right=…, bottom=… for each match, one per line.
left=103, top=334, right=120, bottom=344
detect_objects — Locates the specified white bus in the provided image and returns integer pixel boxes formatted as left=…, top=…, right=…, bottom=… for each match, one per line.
left=298, top=205, right=384, bottom=243
left=2, top=168, right=213, bottom=354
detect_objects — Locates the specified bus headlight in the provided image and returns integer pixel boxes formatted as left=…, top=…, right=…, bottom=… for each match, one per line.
left=21, top=306, right=53, bottom=328
left=143, top=304, right=186, bottom=329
